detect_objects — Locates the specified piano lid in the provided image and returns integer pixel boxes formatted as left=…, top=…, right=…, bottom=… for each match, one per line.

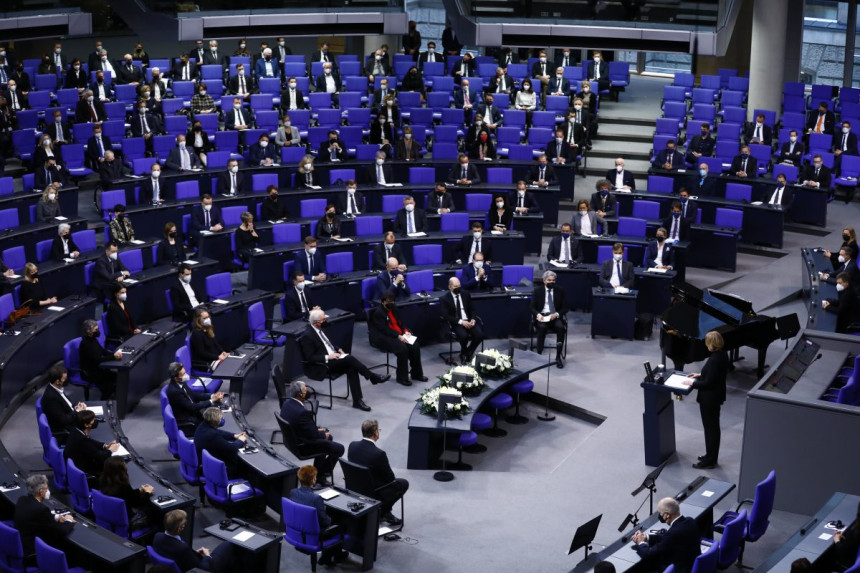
left=668, top=282, right=753, bottom=333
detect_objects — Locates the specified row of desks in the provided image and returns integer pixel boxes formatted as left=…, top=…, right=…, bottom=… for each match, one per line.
left=800, top=247, right=839, bottom=333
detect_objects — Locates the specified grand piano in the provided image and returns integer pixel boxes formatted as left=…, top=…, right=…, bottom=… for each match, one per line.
left=659, top=282, right=786, bottom=377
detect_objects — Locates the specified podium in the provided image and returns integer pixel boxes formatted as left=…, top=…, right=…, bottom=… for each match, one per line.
left=640, top=372, right=692, bottom=467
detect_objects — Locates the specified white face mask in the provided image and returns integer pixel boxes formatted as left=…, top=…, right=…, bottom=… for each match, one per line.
left=844, top=127, right=851, bottom=134
left=230, top=165, right=238, bottom=174
left=496, top=201, right=504, bottom=209
left=429, top=48, right=435, bottom=54
left=87, top=96, right=94, bottom=103
left=474, top=260, right=484, bottom=268
left=557, top=74, right=563, bottom=79
left=296, top=282, right=305, bottom=291
left=375, top=55, right=382, bottom=61
left=616, top=166, right=623, bottom=172
left=234, top=104, right=242, bottom=110
left=178, top=141, right=186, bottom=148
left=109, top=252, right=118, bottom=261
left=579, top=210, right=587, bottom=216
left=518, top=190, right=525, bottom=196
left=260, top=140, right=268, bottom=148
left=152, top=171, right=160, bottom=179
left=73, top=65, right=80, bottom=70
left=307, top=247, right=317, bottom=255
left=43, top=489, right=51, bottom=500
left=202, top=317, right=212, bottom=327
left=289, top=83, right=296, bottom=89
left=838, top=255, right=846, bottom=263
left=836, top=283, right=846, bottom=292
left=324, top=69, right=331, bottom=75
left=199, top=90, right=206, bottom=96
left=181, top=373, right=190, bottom=382
left=555, top=137, right=563, bottom=144
left=181, top=274, right=192, bottom=283
left=539, top=57, right=546, bottom=63
left=283, top=121, right=291, bottom=127
left=376, top=158, right=384, bottom=166
left=404, top=204, right=415, bottom=212
left=118, top=293, right=127, bottom=301
left=347, top=187, right=356, bottom=194
left=594, top=57, right=600, bottom=63
left=48, top=193, right=56, bottom=201
left=613, top=254, right=623, bottom=261
left=203, top=204, right=211, bottom=211
left=574, top=105, right=582, bottom=111
left=404, top=133, right=412, bottom=139
left=583, top=87, right=590, bottom=93
left=790, top=136, right=797, bottom=143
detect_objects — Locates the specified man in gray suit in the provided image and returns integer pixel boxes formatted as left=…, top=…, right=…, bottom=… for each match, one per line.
left=570, top=199, right=605, bottom=236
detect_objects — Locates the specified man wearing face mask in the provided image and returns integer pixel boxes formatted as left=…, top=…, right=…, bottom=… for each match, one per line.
left=744, top=113, right=773, bottom=146
left=454, top=79, right=478, bottom=123
left=41, top=364, right=87, bottom=442
left=254, top=48, right=280, bottom=80
left=364, top=49, right=391, bottom=85
left=822, top=273, right=859, bottom=333
left=372, top=232, right=407, bottom=272
left=282, top=272, right=318, bottom=322
left=192, top=40, right=207, bottom=66
left=455, top=221, right=494, bottom=265
left=428, top=182, right=455, bottom=214
left=225, top=96, right=253, bottom=131
left=547, top=128, right=576, bottom=165
left=190, top=195, right=224, bottom=243
left=316, top=204, right=341, bottom=240
left=766, top=174, right=793, bottom=210
left=117, top=53, right=143, bottom=85
left=294, top=236, right=327, bottom=282
left=547, top=223, right=583, bottom=265
left=462, top=251, right=493, bottom=292
left=365, top=150, right=394, bottom=185
left=216, top=159, right=244, bottom=196
left=167, top=361, right=225, bottom=436
left=138, top=163, right=164, bottom=204
left=279, top=77, right=307, bottom=113
left=45, top=110, right=72, bottom=147
left=528, top=154, right=558, bottom=187
left=806, top=101, right=836, bottom=136
left=688, top=162, right=716, bottom=196
left=3, top=79, right=29, bottom=111
left=372, top=79, right=396, bottom=112
left=441, top=277, right=484, bottom=365
left=676, top=188, right=698, bottom=224
left=548, top=67, right=570, bottom=97
left=489, top=66, right=514, bottom=95
left=729, top=144, right=758, bottom=179
left=532, top=270, right=568, bottom=368
left=587, top=51, right=610, bottom=92
left=393, top=196, right=428, bottom=236
left=447, top=153, right=481, bottom=185
left=169, top=263, right=203, bottom=323
left=170, top=52, right=197, bottom=83
left=777, top=129, right=805, bottom=166
left=248, top=133, right=278, bottom=166
left=337, top=179, right=365, bottom=216
left=531, top=50, right=551, bottom=97
left=166, top=134, right=202, bottom=172
left=130, top=102, right=163, bottom=156
left=644, top=227, right=675, bottom=270
left=590, top=180, right=616, bottom=218
left=15, top=474, right=76, bottom=559
left=820, top=247, right=860, bottom=291
left=203, top=40, right=225, bottom=68
left=97, top=150, right=126, bottom=190
left=801, top=154, right=832, bottom=190
left=376, top=257, right=410, bottom=300
left=318, top=130, right=347, bottom=162
left=662, top=202, right=689, bottom=242
left=450, top=52, right=476, bottom=84
left=631, top=497, right=700, bottom=573
left=35, top=158, right=66, bottom=190
left=832, top=120, right=859, bottom=180
left=314, top=64, right=342, bottom=97
left=77, top=89, right=107, bottom=127
left=684, top=123, right=715, bottom=165
left=653, top=140, right=684, bottom=172
left=604, top=157, right=635, bottom=191
left=228, top=64, right=256, bottom=102
left=599, top=243, right=635, bottom=291
left=94, top=49, right=115, bottom=75
left=78, top=319, right=123, bottom=400
left=370, top=294, right=425, bottom=386
left=476, top=94, right=503, bottom=132
left=261, top=185, right=288, bottom=221
left=507, top=180, right=541, bottom=214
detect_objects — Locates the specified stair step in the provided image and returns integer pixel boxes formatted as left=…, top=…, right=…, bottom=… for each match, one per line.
left=600, top=116, right=656, bottom=128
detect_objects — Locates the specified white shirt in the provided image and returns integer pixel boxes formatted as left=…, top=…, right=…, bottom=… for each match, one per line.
left=264, top=61, right=273, bottom=76
left=61, top=237, right=70, bottom=255
left=614, top=170, right=625, bottom=189
left=770, top=186, right=784, bottom=205
left=181, top=280, right=200, bottom=307
left=312, top=324, right=337, bottom=357
left=579, top=214, right=593, bottom=236
left=559, top=237, right=571, bottom=262
left=288, top=89, right=297, bottom=109
left=49, top=383, right=74, bottom=410
left=325, top=75, right=336, bottom=93
left=346, top=192, right=359, bottom=215
left=610, top=259, right=622, bottom=287
left=654, top=242, right=665, bottom=267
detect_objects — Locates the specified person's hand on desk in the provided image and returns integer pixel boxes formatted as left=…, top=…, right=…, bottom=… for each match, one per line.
left=631, top=530, right=648, bottom=544
left=139, top=484, right=154, bottom=495
left=71, top=251, right=80, bottom=259
left=234, top=432, right=247, bottom=442
left=113, top=350, right=123, bottom=360
left=822, top=300, right=831, bottom=309
left=75, top=402, right=87, bottom=411
left=197, top=547, right=211, bottom=557
left=314, top=272, right=327, bottom=282
left=3, top=269, right=13, bottom=277
left=457, top=178, right=471, bottom=185
left=834, top=530, right=846, bottom=543
left=47, top=297, right=58, bottom=305
left=105, top=441, right=120, bottom=452
left=120, top=270, right=131, bottom=278
left=132, top=328, right=141, bottom=334
left=55, top=513, right=76, bottom=524
left=218, top=351, right=229, bottom=361
left=210, top=223, right=223, bottom=232
left=819, top=271, right=830, bottom=280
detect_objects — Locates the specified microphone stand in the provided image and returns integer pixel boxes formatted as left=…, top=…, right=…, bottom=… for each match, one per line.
left=537, top=349, right=555, bottom=421
left=434, top=393, right=459, bottom=482
left=617, top=492, right=651, bottom=532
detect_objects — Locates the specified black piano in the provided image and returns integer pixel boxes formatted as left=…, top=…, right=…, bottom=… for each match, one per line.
left=659, top=282, right=781, bottom=377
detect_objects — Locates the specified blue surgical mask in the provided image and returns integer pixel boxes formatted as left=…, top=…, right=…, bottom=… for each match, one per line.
left=600, top=190, right=608, bottom=197
left=741, top=153, right=749, bottom=159
left=561, top=233, right=570, bottom=240
left=699, top=169, right=707, bottom=177
left=680, top=196, right=688, bottom=203
left=673, top=212, right=680, bottom=218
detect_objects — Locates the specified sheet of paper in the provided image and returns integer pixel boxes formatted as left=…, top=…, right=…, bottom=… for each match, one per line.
left=253, top=248, right=264, bottom=252
left=583, top=233, right=599, bottom=238
left=54, top=215, right=68, bottom=221
left=407, top=232, right=427, bottom=237
left=819, top=533, right=833, bottom=541
left=381, top=182, right=403, bottom=187
left=615, top=287, right=630, bottom=294
left=154, top=497, right=175, bottom=506
left=88, top=406, right=104, bottom=416
left=123, top=278, right=138, bottom=285
left=751, top=201, right=763, bottom=206
left=646, top=267, right=668, bottom=273
left=47, top=306, right=65, bottom=311
left=0, top=484, right=20, bottom=492
left=229, top=483, right=251, bottom=495
left=701, top=490, right=714, bottom=498
left=490, top=230, right=504, bottom=235
left=182, top=259, right=198, bottom=265
left=7, top=274, right=20, bottom=279
left=549, top=260, right=568, bottom=268
left=212, top=298, right=229, bottom=304
left=129, top=240, right=145, bottom=245
left=402, top=333, right=417, bottom=345
left=307, top=185, right=322, bottom=190
left=664, top=374, right=694, bottom=390
left=332, top=237, right=353, bottom=242
left=319, top=488, right=340, bottom=500
left=233, top=530, right=255, bottom=542
left=112, top=445, right=130, bottom=457
left=63, top=258, right=76, bottom=263
left=226, top=354, right=246, bottom=359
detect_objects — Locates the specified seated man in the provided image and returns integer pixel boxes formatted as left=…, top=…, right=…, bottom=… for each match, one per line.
left=166, top=362, right=224, bottom=436
left=428, top=182, right=455, bottom=214
left=93, top=241, right=130, bottom=300
left=165, top=134, right=202, bottom=172
left=832, top=120, right=859, bottom=175
left=348, top=419, right=409, bottom=526
left=98, top=150, right=126, bottom=189
left=547, top=222, right=582, bottom=264
left=685, top=123, right=715, bottom=164
left=288, top=466, right=348, bottom=566
left=454, top=79, right=477, bottom=123
left=224, top=97, right=253, bottom=131
left=282, top=272, right=316, bottom=322
left=249, top=133, right=279, bottom=167
left=376, top=257, right=410, bottom=300
left=605, top=157, right=635, bottom=191
left=729, top=144, right=758, bottom=178
left=79, top=318, right=123, bottom=399
left=15, top=474, right=75, bottom=559
left=41, top=364, right=86, bottom=443
left=336, top=179, right=365, bottom=216
left=64, top=409, right=118, bottom=481
left=652, top=139, right=684, bottom=171
left=820, top=247, right=860, bottom=290
left=140, top=163, right=166, bottom=205
left=216, top=159, right=244, bottom=196
left=631, top=497, right=700, bottom=573
left=590, top=179, right=616, bottom=218
left=662, top=201, right=690, bottom=242
left=372, top=232, right=407, bottom=271
left=508, top=180, right=541, bottom=215
left=228, top=64, right=255, bottom=102
left=462, top=251, right=493, bottom=291
left=279, top=78, right=307, bottom=113
left=190, top=194, right=224, bottom=242
left=153, top=509, right=235, bottom=573
left=599, top=242, right=635, bottom=291
left=455, top=221, right=493, bottom=264
left=776, top=129, right=805, bottom=166
left=688, top=162, right=716, bottom=196
left=801, top=154, right=832, bottom=189
left=546, top=128, right=576, bottom=164
left=744, top=113, right=773, bottom=146
left=193, top=407, right=246, bottom=478
left=528, top=154, right=558, bottom=187
left=532, top=270, right=567, bottom=368
left=318, top=130, right=347, bottom=163
left=34, top=157, right=68, bottom=190
left=293, top=237, right=326, bottom=282
left=393, top=196, right=428, bottom=236
left=300, top=309, right=389, bottom=412
left=644, top=227, right=675, bottom=270
left=169, top=263, right=203, bottom=323
left=677, top=188, right=698, bottom=223
left=440, top=277, right=484, bottom=364
left=370, top=294, right=425, bottom=386
left=447, top=153, right=481, bottom=185
left=254, top=48, right=280, bottom=80
left=766, top=173, right=793, bottom=209
left=280, top=381, right=344, bottom=485
left=822, top=272, right=860, bottom=333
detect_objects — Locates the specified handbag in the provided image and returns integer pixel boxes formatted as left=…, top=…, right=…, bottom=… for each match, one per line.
left=7, top=300, right=34, bottom=325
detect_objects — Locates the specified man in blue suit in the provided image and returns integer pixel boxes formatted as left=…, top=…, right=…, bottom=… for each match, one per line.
left=293, top=236, right=326, bottom=282
left=653, top=139, right=685, bottom=171
left=165, top=134, right=202, bottom=172
left=90, top=71, right=114, bottom=102
left=288, top=466, right=348, bottom=566
left=190, top=194, right=223, bottom=243
left=547, top=67, right=571, bottom=97
left=152, top=509, right=236, bottom=573
left=461, top=251, right=493, bottom=291
left=253, top=48, right=280, bottom=80
left=376, top=257, right=411, bottom=299
left=280, top=381, right=344, bottom=485
left=248, top=133, right=279, bottom=166
left=224, top=97, right=253, bottom=131
left=193, top=407, right=247, bottom=478
left=631, top=497, right=700, bottom=573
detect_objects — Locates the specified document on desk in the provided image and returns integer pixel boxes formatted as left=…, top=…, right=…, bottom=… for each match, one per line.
left=182, top=259, right=199, bottom=265
left=582, top=233, right=599, bottom=238
left=233, top=531, right=255, bottom=542
left=63, top=258, right=76, bottom=263
left=549, top=260, right=568, bottom=268
left=46, top=305, right=65, bottom=311
left=123, top=278, right=139, bottom=285
left=306, top=185, right=322, bottom=190
left=191, top=377, right=211, bottom=388
left=0, top=483, right=20, bottom=492
left=212, top=299, right=229, bottom=304
left=88, top=406, right=104, bottom=416
left=751, top=201, right=763, bottom=206
left=645, top=267, right=668, bottom=273
left=253, top=248, right=264, bottom=252
left=54, top=216, right=68, bottom=221
left=226, top=354, right=246, bottom=359
left=112, top=445, right=131, bottom=457
left=407, top=232, right=427, bottom=237
left=664, top=374, right=694, bottom=390
left=380, top=182, right=403, bottom=187
left=331, top=237, right=354, bottom=242
left=129, top=240, right=145, bottom=245
left=318, top=488, right=340, bottom=500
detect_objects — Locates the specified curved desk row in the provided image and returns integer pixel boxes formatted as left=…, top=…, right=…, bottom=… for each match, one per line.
left=800, top=247, right=839, bottom=333
left=0, top=216, right=87, bottom=264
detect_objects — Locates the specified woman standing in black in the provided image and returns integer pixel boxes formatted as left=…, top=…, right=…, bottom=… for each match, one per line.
left=684, top=330, right=728, bottom=469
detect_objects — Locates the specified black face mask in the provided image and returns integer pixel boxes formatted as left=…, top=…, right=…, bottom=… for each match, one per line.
left=657, top=513, right=667, bottom=524
left=452, top=286, right=461, bottom=295
left=270, top=195, right=278, bottom=201
left=326, top=212, right=335, bottom=219
left=30, top=273, right=39, bottom=280
left=545, top=282, right=555, bottom=290
left=194, top=126, right=202, bottom=132
left=843, top=234, right=851, bottom=242
left=168, top=231, right=177, bottom=238
left=657, top=236, right=665, bottom=243
left=89, top=419, right=99, bottom=430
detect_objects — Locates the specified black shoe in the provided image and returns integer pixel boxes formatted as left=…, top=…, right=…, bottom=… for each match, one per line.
left=382, top=512, right=402, bottom=526
left=698, top=455, right=707, bottom=461
left=318, top=554, right=333, bottom=566
left=556, top=356, right=564, bottom=368
left=396, top=379, right=412, bottom=386
left=370, top=374, right=390, bottom=385
left=333, top=549, right=349, bottom=563
left=353, top=400, right=372, bottom=411
left=317, top=476, right=332, bottom=488
left=412, top=375, right=428, bottom=382
left=692, top=460, right=717, bottom=469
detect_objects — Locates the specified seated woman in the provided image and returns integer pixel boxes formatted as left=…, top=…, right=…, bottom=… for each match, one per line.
left=470, top=128, right=496, bottom=161
left=99, top=457, right=158, bottom=530
left=105, top=284, right=140, bottom=345
left=190, top=308, right=229, bottom=372
left=289, top=465, right=348, bottom=566
left=109, top=204, right=135, bottom=244
left=315, top=203, right=341, bottom=240
left=234, top=211, right=260, bottom=264
left=297, top=154, right=317, bottom=188
left=65, top=409, right=119, bottom=486
left=33, top=133, right=64, bottom=167
left=487, top=194, right=513, bottom=232
left=400, top=66, right=425, bottom=96
left=37, top=184, right=63, bottom=221
left=20, top=262, right=57, bottom=311
left=186, top=119, right=211, bottom=168
left=156, top=221, right=186, bottom=266
left=79, top=319, right=123, bottom=399
left=51, top=223, right=80, bottom=261
left=369, top=113, right=394, bottom=157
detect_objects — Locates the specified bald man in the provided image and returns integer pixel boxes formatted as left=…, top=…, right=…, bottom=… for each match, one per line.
left=440, top=277, right=484, bottom=364
left=631, top=497, right=700, bottom=573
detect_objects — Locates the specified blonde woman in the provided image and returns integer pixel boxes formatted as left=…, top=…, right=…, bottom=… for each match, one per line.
left=37, top=184, right=62, bottom=221
left=190, top=308, right=229, bottom=372
left=20, top=262, right=57, bottom=310
left=297, top=154, right=316, bottom=188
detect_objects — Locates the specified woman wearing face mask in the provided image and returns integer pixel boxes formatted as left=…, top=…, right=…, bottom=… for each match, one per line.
left=825, top=227, right=859, bottom=267
left=401, top=66, right=425, bottom=97
left=395, top=126, right=419, bottom=161
left=79, top=318, right=123, bottom=399
left=33, top=134, right=64, bottom=167
left=515, top=80, right=537, bottom=124
left=234, top=211, right=259, bottom=264
left=38, top=54, right=56, bottom=75
left=233, top=39, right=250, bottom=57
left=315, top=203, right=341, bottom=240
left=132, top=43, right=150, bottom=67
left=488, top=194, right=513, bottom=232
left=37, top=184, right=63, bottom=221
left=190, top=82, right=216, bottom=115
left=106, top=284, right=140, bottom=344
left=297, top=154, right=316, bottom=188
left=20, top=262, right=57, bottom=311
left=578, top=80, right=596, bottom=109
left=470, top=128, right=496, bottom=161
left=190, top=308, right=230, bottom=372
left=185, top=120, right=211, bottom=167
left=370, top=113, right=395, bottom=156
left=109, top=204, right=135, bottom=244
left=156, top=221, right=186, bottom=266
left=276, top=115, right=300, bottom=148
left=51, top=222, right=80, bottom=261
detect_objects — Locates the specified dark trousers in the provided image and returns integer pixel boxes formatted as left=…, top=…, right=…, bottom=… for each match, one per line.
left=303, top=437, right=345, bottom=477
left=207, top=541, right=237, bottom=573
left=376, top=477, right=409, bottom=514
left=535, top=317, right=565, bottom=354
left=86, top=369, right=116, bottom=400
left=375, top=336, right=423, bottom=382
left=327, top=355, right=375, bottom=401
left=699, top=402, right=721, bottom=464
left=452, top=322, right=484, bottom=359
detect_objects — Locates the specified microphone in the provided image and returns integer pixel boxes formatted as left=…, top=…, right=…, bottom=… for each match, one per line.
left=811, top=352, right=823, bottom=366
left=618, top=513, right=635, bottom=532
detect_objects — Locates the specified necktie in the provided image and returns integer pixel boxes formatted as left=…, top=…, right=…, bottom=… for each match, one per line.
left=668, top=152, right=673, bottom=167
left=45, top=169, right=52, bottom=184
left=576, top=111, right=581, bottom=123
left=616, top=261, right=622, bottom=283
left=386, top=246, right=391, bottom=259
left=181, top=147, right=189, bottom=170
left=474, top=239, right=480, bottom=259
left=318, top=329, right=336, bottom=353
left=815, top=114, right=824, bottom=133
left=518, top=196, right=524, bottom=209
left=239, top=75, right=245, bottom=94
left=153, top=178, right=159, bottom=201
left=230, top=173, right=236, bottom=194
left=308, top=254, right=314, bottom=275
left=96, top=136, right=104, bottom=157
left=682, top=203, right=687, bottom=218
left=561, top=239, right=569, bottom=262
left=407, top=212, right=415, bottom=234
left=56, top=122, right=63, bottom=142
left=564, top=56, right=569, bottom=67
left=771, top=187, right=783, bottom=205
left=499, top=77, right=505, bottom=92
left=377, top=165, right=385, bottom=184
left=568, top=128, right=574, bottom=144
left=462, top=166, right=467, bottom=180
left=742, top=158, right=746, bottom=173
left=756, top=125, right=761, bottom=140
left=204, top=209, right=210, bottom=228
left=236, top=108, right=244, bottom=126
left=671, top=218, right=679, bottom=239
left=141, top=115, right=149, bottom=134
left=540, top=166, right=545, bottom=180
left=455, top=295, right=463, bottom=320
left=547, top=289, right=555, bottom=313
left=0, top=68, right=5, bottom=83
left=464, top=90, right=470, bottom=106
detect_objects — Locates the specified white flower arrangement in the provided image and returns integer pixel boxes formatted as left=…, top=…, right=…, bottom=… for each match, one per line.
left=417, top=386, right=470, bottom=419
left=473, top=348, right=514, bottom=376
left=438, top=364, right=485, bottom=395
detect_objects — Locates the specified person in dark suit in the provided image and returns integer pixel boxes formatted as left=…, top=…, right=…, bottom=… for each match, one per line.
left=64, top=410, right=117, bottom=481
left=314, top=64, right=342, bottom=97
left=832, top=120, right=859, bottom=175
left=547, top=223, right=582, bottom=264
left=488, top=66, right=514, bottom=94
left=78, top=319, right=122, bottom=400
left=282, top=272, right=315, bottom=322
left=476, top=93, right=503, bottom=132
left=369, top=295, right=425, bottom=386
left=820, top=247, right=860, bottom=294
left=453, top=79, right=478, bottom=122
left=825, top=228, right=859, bottom=269
left=227, top=64, right=256, bottom=102
left=393, top=196, right=428, bottom=235
left=455, top=221, right=494, bottom=264
left=644, top=228, right=675, bottom=270
left=590, top=180, right=617, bottom=218
left=743, top=113, right=773, bottom=146
left=170, top=52, right=197, bottom=83
left=105, top=284, right=139, bottom=344
left=14, top=474, right=75, bottom=559
left=450, top=53, right=476, bottom=82
left=587, top=51, right=610, bottom=92
left=293, top=236, right=326, bottom=282
left=116, top=54, right=144, bottom=85
left=365, top=151, right=394, bottom=186
left=41, top=364, right=85, bottom=441
left=318, top=130, right=347, bottom=163
left=247, top=133, right=278, bottom=167
left=372, top=233, right=407, bottom=271
left=442, top=19, right=463, bottom=55
left=315, top=204, right=341, bottom=240
left=280, top=381, right=345, bottom=483
left=547, top=67, right=571, bottom=97
left=308, top=42, right=336, bottom=67
left=216, top=159, right=244, bottom=196
left=202, top=40, right=225, bottom=68
left=462, top=252, right=493, bottom=292
left=166, top=362, right=224, bottom=436
left=301, top=309, right=389, bottom=411
left=394, top=128, right=421, bottom=162
left=165, top=135, right=202, bottom=172
left=440, top=277, right=484, bottom=364
left=662, top=201, right=690, bottom=242
left=801, top=155, right=832, bottom=190
left=599, top=243, right=635, bottom=290
left=447, top=154, right=481, bottom=185
left=137, top=163, right=165, bottom=205
left=169, top=263, right=203, bottom=322
left=364, top=49, right=391, bottom=84
left=369, top=113, right=395, bottom=153
left=682, top=331, right=729, bottom=469
left=129, top=101, right=163, bottom=145
left=631, top=497, right=701, bottom=573
left=428, top=182, right=455, bottom=213
left=98, top=150, right=126, bottom=189
left=34, top=158, right=67, bottom=190
left=376, top=258, right=411, bottom=300
left=348, top=419, right=409, bottom=525
left=605, top=158, right=636, bottom=191
left=685, top=123, right=716, bottom=164
left=254, top=48, right=280, bottom=80
left=688, top=162, right=717, bottom=196
left=822, top=272, right=860, bottom=333
left=64, top=59, right=88, bottom=91
left=336, top=180, right=365, bottom=216
left=676, top=189, right=698, bottom=224
left=531, top=50, right=552, bottom=95
left=765, top=173, right=793, bottom=209
left=777, top=130, right=805, bottom=166
left=45, top=110, right=72, bottom=146
left=194, top=407, right=246, bottom=478
left=806, top=101, right=836, bottom=136
left=153, top=509, right=235, bottom=573
left=279, top=78, right=307, bottom=113
left=261, top=185, right=288, bottom=221
left=224, top=97, right=253, bottom=131
left=288, top=466, right=349, bottom=566
left=190, top=309, right=229, bottom=372
left=532, top=271, right=568, bottom=367
left=547, top=128, right=578, bottom=164
left=507, top=180, right=542, bottom=214
left=528, top=155, right=558, bottom=186
left=93, top=242, right=129, bottom=300
left=729, top=145, right=758, bottom=179
left=417, top=42, right=441, bottom=70
left=190, top=195, right=224, bottom=242
left=85, top=124, right=112, bottom=168
left=653, top=140, right=685, bottom=171
left=487, top=194, right=513, bottom=231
